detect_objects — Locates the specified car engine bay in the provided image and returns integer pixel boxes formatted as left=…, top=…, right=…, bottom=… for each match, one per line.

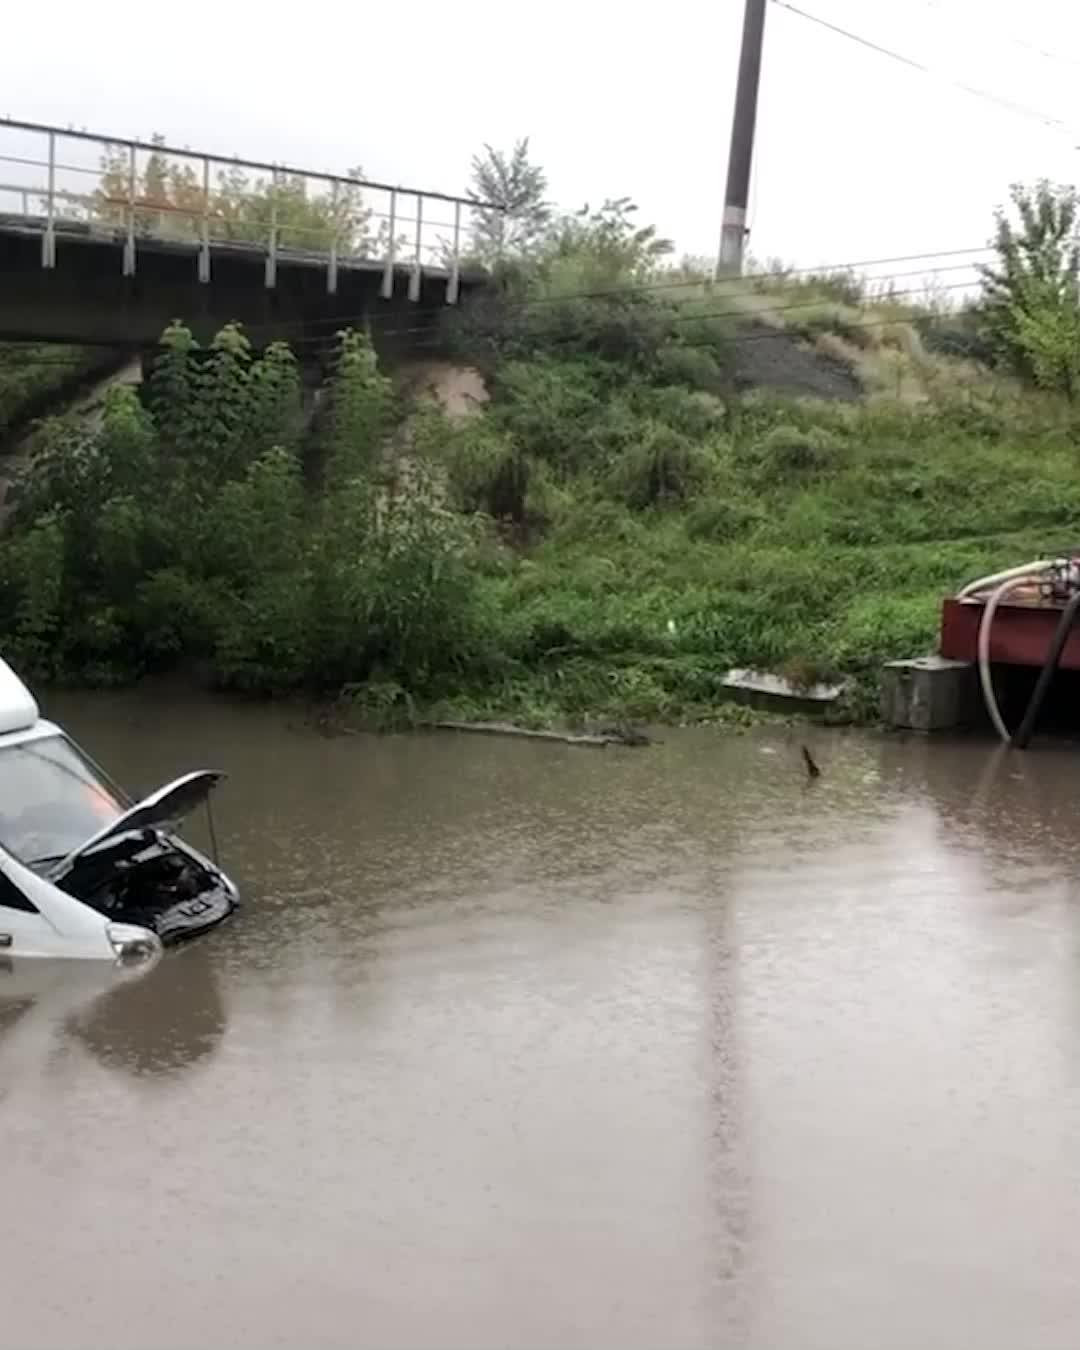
left=57, top=830, right=232, bottom=940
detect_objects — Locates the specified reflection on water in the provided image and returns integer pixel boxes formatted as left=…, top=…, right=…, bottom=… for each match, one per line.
left=1, top=687, right=1079, bottom=1350
left=0, top=947, right=224, bottom=1080
left=0, top=993, right=33, bottom=1036
left=65, top=946, right=226, bottom=1078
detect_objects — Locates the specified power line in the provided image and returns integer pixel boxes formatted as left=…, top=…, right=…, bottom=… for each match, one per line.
left=285, top=268, right=985, bottom=351
left=229, top=244, right=994, bottom=346
left=0, top=268, right=985, bottom=368
left=384, top=285, right=981, bottom=359
left=0, top=247, right=993, bottom=369
left=273, top=275, right=980, bottom=358
left=917, top=0, right=1080, bottom=71
left=0, top=274, right=978, bottom=371
left=0, top=299, right=979, bottom=378
left=269, top=245, right=995, bottom=340
left=275, top=278, right=987, bottom=362
left=564, top=293, right=977, bottom=353
left=768, top=0, right=1078, bottom=136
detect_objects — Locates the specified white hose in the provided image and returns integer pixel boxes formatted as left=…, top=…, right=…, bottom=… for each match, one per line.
left=959, top=559, right=1053, bottom=599
left=978, top=575, right=1041, bottom=743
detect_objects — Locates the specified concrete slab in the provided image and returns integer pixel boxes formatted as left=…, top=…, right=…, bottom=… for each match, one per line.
left=881, top=655, right=975, bottom=731
left=721, top=668, right=850, bottom=714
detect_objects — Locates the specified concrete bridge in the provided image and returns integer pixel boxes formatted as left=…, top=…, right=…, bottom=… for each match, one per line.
left=0, top=119, right=496, bottom=353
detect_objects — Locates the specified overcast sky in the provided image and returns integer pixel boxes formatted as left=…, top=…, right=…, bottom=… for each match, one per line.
left=4, top=0, right=1079, bottom=288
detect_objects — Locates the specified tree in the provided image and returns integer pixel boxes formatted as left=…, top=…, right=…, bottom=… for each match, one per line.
left=1012, top=279, right=1080, bottom=399
left=94, top=136, right=206, bottom=240
left=980, top=180, right=1080, bottom=389
left=468, top=139, right=550, bottom=263
left=544, top=197, right=674, bottom=284
left=92, top=137, right=372, bottom=252
left=213, top=166, right=371, bottom=252
left=448, top=146, right=681, bottom=370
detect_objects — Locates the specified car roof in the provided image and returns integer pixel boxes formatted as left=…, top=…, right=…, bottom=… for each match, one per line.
left=0, top=657, right=40, bottom=736
left=0, top=720, right=62, bottom=751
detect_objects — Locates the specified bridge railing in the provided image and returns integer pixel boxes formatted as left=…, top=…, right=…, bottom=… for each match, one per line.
left=0, top=118, right=499, bottom=303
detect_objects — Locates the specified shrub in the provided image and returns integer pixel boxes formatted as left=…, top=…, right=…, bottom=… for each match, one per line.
left=637, top=385, right=727, bottom=440
left=916, top=308, right=994, bottom=364
left=180, top=324, right=254, bottom=480
left=744, top=423, right=848, bottom=483
left=133, top=567, right=222, bottom=664
left=213, top=569, right=313, bottom=691
left=317, top=330, right=393, bottom=484
left=1, top=513, right=66, bottom=680
left=415, top=404, right=529, bottom=521
left=653, top=342, right=729, bottom=393
left=604, top=423, right=716, bottom=508
left=754, top=267, right=865, bottom=307
left=522, top=458, right=575, bottom=527
left=685, top=494, right=762, bottom=541
left=195, top=448, right=305, bottom=587
left=490, top=357, right=607, bottom=468
left=793, top=302, right=870, bottom=346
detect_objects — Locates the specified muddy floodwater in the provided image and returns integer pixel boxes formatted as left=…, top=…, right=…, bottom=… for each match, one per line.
left=3, top=689, right=1080, bottom=1349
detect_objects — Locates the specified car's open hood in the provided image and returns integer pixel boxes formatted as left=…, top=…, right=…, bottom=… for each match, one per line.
left=48, top=771, right=225, bottom=880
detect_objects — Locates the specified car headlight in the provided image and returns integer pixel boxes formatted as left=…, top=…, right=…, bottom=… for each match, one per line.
left=106, top=922, right=162, bottom=963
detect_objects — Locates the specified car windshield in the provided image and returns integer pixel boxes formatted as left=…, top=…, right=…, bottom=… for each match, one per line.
left=0, top=734, right=125, bottom=868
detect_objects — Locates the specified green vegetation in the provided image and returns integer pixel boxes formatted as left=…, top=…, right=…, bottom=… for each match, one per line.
left=980, top=181, right=1080, bottom=395
left=467, top=139, right=552, bottom=264
left=3, top=153, right=1080, bottom=727
left=0, top=343, right=118, bottom=442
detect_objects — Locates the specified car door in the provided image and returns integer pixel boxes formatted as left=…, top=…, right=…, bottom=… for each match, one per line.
left=0, top=863, right=50, bottom=957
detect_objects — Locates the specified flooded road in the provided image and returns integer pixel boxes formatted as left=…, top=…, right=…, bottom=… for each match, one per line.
left=3, top=688, right=1080, bottom=1349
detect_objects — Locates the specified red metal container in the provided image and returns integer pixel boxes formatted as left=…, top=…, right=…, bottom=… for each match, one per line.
left=940, top=596, right=1080, bottom=670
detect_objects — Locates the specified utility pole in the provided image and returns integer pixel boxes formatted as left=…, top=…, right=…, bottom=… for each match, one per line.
left=718, top=0, right=768, bottom=275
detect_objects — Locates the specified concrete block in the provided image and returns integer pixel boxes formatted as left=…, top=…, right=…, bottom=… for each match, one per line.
left=721, top=668, right=850, bottom=715
left=880, top=655, right=975, bottom=732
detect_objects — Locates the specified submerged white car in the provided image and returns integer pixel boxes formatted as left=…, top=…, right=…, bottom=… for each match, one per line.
left=0, top=658, right=238, bottom=960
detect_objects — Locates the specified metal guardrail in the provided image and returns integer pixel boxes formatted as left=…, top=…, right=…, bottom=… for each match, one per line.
left=0, top=118, right=499, bottom=304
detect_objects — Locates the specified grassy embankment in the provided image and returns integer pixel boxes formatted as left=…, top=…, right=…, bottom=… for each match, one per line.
left=1, top=267, right=1078, bottom=728
left=422, top=269, right=1080, bottom=726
